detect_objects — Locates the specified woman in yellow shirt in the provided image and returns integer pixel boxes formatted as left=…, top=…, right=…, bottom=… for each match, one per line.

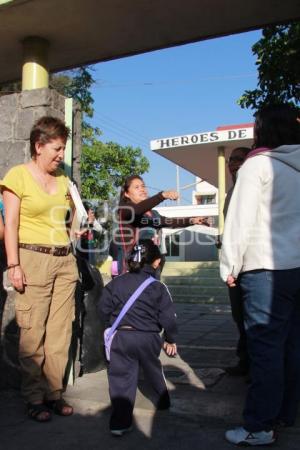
left=1, top=116, right=78, bottom=422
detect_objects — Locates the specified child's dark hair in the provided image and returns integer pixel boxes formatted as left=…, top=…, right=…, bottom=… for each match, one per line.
left=128, top=239, right=161, bottom=272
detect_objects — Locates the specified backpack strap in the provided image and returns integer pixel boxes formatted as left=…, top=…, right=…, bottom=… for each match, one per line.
left=107, top=276, right=156, bottom=339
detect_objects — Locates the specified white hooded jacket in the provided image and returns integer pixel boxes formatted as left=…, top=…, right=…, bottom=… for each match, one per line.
left=220, top=145, right=300, bottom=281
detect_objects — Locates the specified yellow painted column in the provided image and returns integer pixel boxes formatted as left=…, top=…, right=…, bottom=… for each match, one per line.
left=22, top=37, right=49, bottom=90
left=218, top=146, right=226, bottom=236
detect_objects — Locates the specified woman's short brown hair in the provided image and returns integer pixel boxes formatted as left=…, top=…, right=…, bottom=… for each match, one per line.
left=30, top=116, right=70, bottom=158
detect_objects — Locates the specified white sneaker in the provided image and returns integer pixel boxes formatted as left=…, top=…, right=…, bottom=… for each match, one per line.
left=225, top=427, right=275, bottom=446
left=110, top=426, right=132, bottom=437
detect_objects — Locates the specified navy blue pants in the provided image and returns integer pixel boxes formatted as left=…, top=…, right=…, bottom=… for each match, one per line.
left=240, top=268, right=300, bottom=432
left=108, top=331, right=170, bottom=430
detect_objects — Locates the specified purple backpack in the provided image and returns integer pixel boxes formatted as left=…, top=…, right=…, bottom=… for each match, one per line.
left=104, top=276, right=156, bottom=361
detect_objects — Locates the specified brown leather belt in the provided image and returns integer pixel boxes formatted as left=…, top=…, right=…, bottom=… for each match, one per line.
left=19, top=243, right=72, bottom=257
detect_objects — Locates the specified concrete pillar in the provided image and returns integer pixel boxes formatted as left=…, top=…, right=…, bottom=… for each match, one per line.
left=217, top=146, right=226, bottom=236
left=22, top=37, right=49, bottom=91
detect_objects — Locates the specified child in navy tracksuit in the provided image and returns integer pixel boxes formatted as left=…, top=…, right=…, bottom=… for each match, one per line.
left=99, top=239, right=177, bottom=436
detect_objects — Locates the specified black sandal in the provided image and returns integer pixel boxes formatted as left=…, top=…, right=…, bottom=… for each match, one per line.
left=46, top=398, right=73, bottom=416
left=27, top=403, right=51, bottom=422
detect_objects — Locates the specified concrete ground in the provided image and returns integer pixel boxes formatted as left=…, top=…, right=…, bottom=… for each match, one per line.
left=1, top=303, right=300, bottom=450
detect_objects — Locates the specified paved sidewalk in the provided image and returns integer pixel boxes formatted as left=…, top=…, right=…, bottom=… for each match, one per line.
left=1, top=303, right=300, bottom=450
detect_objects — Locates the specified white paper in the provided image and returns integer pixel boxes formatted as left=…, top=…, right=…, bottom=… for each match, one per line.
left=68, top=181, right=88, bottom=242
left=68, top=181, right=88, bottom=224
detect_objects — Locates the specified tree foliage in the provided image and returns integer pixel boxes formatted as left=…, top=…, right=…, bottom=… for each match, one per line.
left=51, top=67, right=94, bottom=117
left=81, top=141, right=149, bottom=200
left=239, top=22, right=300, bottom=110
left=50, top=67, right=102, bottom=143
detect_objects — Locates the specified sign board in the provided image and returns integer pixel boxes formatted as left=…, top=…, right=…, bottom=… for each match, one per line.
left=151, top=127, right=253, bottom=151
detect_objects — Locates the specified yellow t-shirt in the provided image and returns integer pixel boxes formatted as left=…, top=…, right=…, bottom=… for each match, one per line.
left=1, top=165, right=71, bottom=245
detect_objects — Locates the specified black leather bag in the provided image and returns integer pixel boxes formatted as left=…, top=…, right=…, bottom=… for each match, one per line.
left=71, top=259, right=106, bottom=375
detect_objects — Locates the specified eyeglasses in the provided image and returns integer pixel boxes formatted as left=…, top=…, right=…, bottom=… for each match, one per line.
left=226, top=156, right=246, bottom=164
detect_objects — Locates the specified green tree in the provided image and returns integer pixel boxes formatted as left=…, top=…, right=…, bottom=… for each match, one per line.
left=51, top=67, right=94, bottom=117
left=81, top=140, right=149, bottom=200
left=50, top=67, right=102, bottom=143
left=239, top=21, right=300, bottom=110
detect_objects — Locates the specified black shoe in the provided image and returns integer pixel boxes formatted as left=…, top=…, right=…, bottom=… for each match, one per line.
left=225, top=364, right=249, bottom=376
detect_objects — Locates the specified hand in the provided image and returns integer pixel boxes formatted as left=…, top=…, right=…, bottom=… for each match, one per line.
left=74, top=228, right=88, bottom=238
left=190, top=216, right=211, bottom=226
left=8, top=265, right=26, bottom=292
left=162, top=190, right=179, bottom=201
left=215, top=236, right=222, bottom=249
left=163, top=342, right=177, bottom=357
left=226, top=275, right=236, bottom=287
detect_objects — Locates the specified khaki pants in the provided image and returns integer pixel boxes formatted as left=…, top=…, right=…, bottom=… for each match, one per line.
left=15, top=249, right=78, bottom=403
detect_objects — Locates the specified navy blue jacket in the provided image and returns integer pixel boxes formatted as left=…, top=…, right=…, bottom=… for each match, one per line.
left=99, top=265, right=177, bottom=343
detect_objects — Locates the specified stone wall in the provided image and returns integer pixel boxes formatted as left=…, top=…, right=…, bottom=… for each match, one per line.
left=0, top=88, right=66, bottom=178
left=0, top=88, right=82, bottom=388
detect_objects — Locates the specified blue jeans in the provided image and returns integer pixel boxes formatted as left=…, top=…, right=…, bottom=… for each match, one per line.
left=228, top=278, right=249, bottom=367
left=240, top=268, right=300, bottom=432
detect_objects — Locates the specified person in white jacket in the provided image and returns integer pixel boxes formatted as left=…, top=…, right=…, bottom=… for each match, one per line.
left=220, top=104, right=300, bottom=446
left=223, top=147, right=251, bottom=377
